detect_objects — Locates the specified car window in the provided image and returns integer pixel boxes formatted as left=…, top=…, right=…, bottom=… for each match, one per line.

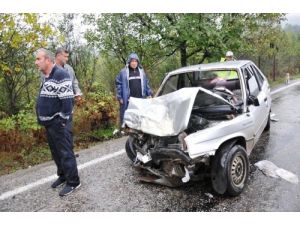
left=159, top=70, right=239, bottom=96
left=178, top=73, right=193, bottom=88
left=160, top=75, right=179, bottom=95
left=213, top=70, right=238, bottom=79
left=250, top=65, right=265, bottom=87
left=244, top=67, right=260, bottom=97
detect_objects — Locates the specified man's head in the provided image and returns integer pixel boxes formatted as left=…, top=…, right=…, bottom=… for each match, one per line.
left=55, top=47, right=69, bottom=66
left=35, top=48, right=54, bottom=75
left=225, top=51, right=234, bottom=61
left=127, top=53, right=140, bottom=69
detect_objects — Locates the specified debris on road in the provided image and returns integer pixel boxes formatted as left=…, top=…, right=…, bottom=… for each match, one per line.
left=204, top=193, right=214, bottom=199
left=270, top=113, right=279, bottom=122
left=113, top=129, right=119, bottom=136
left=254, top=160, right=299, bottom=184
left=113, top=129, right=125, bottom=137
left=204, top=192, right=214, bottom=203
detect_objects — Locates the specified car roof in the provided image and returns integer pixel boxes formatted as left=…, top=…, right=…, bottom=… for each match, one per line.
left=167, top=60, right=252, bottom=75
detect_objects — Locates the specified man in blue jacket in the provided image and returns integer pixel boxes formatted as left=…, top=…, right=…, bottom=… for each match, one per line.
left=115, top=53, right=152, bottom=127
left=35, top=48, right=80, bottom=197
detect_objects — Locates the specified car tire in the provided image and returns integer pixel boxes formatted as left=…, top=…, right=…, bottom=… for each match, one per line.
left=264, top=112, right=271, bottom=131
left=211, top=144, right=249, bottom=196
left=125, top=136, right=137, bottom=162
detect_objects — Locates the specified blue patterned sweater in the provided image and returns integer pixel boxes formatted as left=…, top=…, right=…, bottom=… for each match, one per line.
left=36, top=65, right=74, bottom=126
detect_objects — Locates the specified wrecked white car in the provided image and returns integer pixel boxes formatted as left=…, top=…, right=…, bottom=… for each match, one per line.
left=124, top=60, right=271, bottom=196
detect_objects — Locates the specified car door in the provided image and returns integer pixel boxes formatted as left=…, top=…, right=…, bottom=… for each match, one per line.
left=250, top=64, right=271, bottom=112
left=242, top=64, right=268, bottom=144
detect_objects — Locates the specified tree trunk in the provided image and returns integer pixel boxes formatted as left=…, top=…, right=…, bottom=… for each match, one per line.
left=180, top=42, right=187, bottom=67
left=272, top=53, right=276, bottom=81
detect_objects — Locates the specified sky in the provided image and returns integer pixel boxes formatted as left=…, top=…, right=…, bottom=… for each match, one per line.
left=1, top=0, right=300, bottom=13
left=1, top=1, right=300, bottom=27
left=284, top=13, right=300, bottom=25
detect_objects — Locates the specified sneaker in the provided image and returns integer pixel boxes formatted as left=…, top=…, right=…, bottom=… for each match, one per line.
left=59, top=183, right=81, bottom=197
left=51, top=177, right=66, bottom=188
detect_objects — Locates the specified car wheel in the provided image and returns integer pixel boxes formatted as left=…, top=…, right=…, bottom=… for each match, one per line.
left=264, top=112, right=271, bottom=131
left=211, top=144, right=249, bottom=196
left=125, top=136, right=137, bottom=162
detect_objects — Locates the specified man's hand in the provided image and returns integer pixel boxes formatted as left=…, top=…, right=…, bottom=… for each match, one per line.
left=75, top=95, right=84, bottom=106
left=119, top=99, right=124, bottom=104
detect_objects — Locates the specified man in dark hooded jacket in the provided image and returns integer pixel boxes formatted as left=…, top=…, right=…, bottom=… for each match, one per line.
left=115, top=53, right=152, bottom=127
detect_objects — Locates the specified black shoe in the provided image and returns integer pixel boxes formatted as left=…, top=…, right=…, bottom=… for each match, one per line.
left=59, top=183, right=81, bottom=197
left=51, top=177, right=66, bottom=188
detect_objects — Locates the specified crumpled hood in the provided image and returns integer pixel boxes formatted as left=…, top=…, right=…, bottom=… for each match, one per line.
left=124, top=87, right=234, bottom=136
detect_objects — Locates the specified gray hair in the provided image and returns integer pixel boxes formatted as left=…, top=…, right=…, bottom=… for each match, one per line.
left=55, top=47, right=69, bottom=56
left=35, top=48, right=54, bottom=62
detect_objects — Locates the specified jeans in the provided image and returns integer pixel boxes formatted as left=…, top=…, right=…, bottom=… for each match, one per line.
left=45, top=117, right=80, bottom=186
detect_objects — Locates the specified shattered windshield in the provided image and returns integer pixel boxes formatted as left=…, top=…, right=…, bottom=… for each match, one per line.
left=159, top=70, right=239, bottom=96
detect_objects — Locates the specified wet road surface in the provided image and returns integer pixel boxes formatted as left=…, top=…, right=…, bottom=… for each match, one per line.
left=1, top=82, right=300, bottom=212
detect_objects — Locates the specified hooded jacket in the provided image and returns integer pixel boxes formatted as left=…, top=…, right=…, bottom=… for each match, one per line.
left=115, top=53, right=152, bottom=125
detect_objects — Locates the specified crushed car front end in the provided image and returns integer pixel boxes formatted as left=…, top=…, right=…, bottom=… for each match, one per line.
left=124, top=87, right=249, bottom=187
left=123, top=61, right=270, bottom=195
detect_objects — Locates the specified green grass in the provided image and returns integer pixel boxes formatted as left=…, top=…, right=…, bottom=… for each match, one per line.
left=84, top=126, right=117, bottom=142
left=0, top=145, right=51, bottom=176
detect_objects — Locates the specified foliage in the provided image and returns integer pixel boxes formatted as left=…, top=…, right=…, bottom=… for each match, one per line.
left=0, top=145, right=51, bottom=176
left=0, top=13, right=56, bottom=115
left=0, top=106, right=46, bottom=153
left=0, top=83, right=119, bottom=174
left=86, top=127, right=117, bottom=142
left=73, top=82, right=118, bottom=140
left=84, top=14, right=285, bottom=67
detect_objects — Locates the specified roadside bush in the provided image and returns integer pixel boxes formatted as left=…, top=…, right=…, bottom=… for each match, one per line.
left=0, top=109, right=48, bottom=175
left=73, top=82, right=118, bottom=145
left=0, top=110, right=45, bottom=152
left=0, top=82, right=119, bottom=174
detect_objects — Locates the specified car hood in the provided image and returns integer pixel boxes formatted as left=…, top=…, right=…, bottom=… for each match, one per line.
left=124, top=87, right=234, bottom=136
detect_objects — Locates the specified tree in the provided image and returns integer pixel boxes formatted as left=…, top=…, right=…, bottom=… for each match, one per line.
left=0, top=13, right=54, bottom=115
left=234, top=14, right=286, bottom=79
left=84, top=14, right=285, bottom=67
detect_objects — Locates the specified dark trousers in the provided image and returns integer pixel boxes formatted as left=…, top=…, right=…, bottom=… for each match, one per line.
left=119, top=100, right=129, bottom=128
left=45, top=118, right=80, bottom=186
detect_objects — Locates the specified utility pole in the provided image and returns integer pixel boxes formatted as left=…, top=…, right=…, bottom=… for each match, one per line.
left=270, top=42, right=278, bottom=81
left=273, top=52, right=276, bottom=81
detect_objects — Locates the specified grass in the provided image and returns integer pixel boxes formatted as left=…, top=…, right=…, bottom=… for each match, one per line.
left=269, top=73, right=300, bottom=88
left=0, top=145, right=51, bottom=176
left=87, top=126, right=117, bottom=141
left=0, top=126, right=118, bottom=176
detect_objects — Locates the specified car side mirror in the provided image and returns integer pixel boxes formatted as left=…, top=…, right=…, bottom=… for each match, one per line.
left=248, top=95, right=260, bottom=106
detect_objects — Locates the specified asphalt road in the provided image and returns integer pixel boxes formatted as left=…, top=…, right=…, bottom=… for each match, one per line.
left=1, top=81, right=300, bottom=212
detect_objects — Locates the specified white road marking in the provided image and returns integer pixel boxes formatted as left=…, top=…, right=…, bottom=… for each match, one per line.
left=1, top=80, right=300, bottom=201
left=0, top=149, right=125, bottom=201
